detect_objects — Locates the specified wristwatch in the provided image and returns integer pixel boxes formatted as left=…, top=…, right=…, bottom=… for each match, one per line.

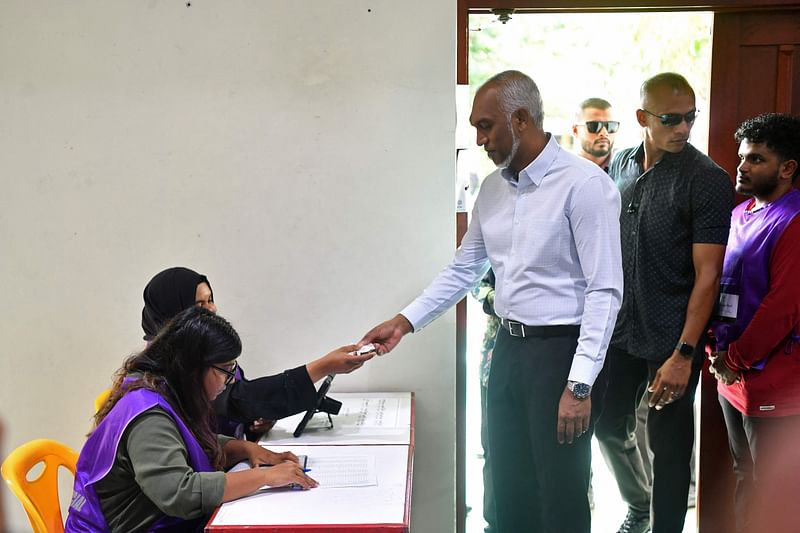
left=675, top=341, right=695, bottom=359
left=567, top=381, right=592, bottom=400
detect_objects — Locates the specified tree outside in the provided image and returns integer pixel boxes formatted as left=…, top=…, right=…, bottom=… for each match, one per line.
left=465, top=12, right=713, bottom=180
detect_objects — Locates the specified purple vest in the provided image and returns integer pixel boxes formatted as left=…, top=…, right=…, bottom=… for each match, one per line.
left=65, top=387, right=214, bottom=532
left=712, top=189, right=800, bottom=366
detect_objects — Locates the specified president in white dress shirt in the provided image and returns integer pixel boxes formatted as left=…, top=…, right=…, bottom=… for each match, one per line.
left=359, top=70, right=623, bottom=533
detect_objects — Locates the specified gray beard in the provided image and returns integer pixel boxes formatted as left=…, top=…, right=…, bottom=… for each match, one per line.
left=498, top=135, right=521, bottom=169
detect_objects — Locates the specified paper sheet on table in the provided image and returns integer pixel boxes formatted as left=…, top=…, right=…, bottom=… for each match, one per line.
left=303, top=398, right=401, bottom=430
left=262, top=393, right=413, bottom=446
left=308, top=455, right=377, bottom=488
left=228, top=455, right=377, bottom=489
left=210, top=445, right=409, bottom=526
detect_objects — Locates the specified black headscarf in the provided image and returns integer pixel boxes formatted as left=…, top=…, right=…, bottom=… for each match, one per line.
left=141, top=267, right=213, bottom=341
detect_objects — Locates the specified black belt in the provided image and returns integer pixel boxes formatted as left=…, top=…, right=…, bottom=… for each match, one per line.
left=499, top=319, right=580, bottom=338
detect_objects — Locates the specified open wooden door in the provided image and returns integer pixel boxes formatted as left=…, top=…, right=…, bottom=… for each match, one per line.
left=702, top=10, right=800, bottom=532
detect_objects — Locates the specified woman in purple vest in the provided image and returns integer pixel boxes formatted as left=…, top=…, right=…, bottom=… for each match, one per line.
left=66, top=306, right=318, bottom=532
left=140, top=267, right=375, bottom=440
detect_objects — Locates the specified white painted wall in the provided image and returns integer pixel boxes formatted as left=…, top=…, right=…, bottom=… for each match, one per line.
left=0, top=1, right=456, bottom=531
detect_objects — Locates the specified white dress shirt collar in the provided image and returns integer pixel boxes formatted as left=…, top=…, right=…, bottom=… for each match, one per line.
left=500, top=133, right=559, bottom=189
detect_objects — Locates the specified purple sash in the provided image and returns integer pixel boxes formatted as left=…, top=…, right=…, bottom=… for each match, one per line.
left=712, top=189, right=800, bottom=367
left=65, top=387, right=214, bottom=532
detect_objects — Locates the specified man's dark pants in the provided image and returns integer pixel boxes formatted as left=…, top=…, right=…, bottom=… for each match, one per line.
left=487, top=326, right=599, bottom=533
left=719, top=395, right=800, bottom=533
left=480, top=380, right=497, bottom=532
left=595, top=347, right=701, bottom=533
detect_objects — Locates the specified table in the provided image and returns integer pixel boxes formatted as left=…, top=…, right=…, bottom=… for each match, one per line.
left=205, top=393, right=414, bottom=533
left=260, top=392, right=414, bottom=446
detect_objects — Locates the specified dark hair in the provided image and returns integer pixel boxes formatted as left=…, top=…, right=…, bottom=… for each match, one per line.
left=735, top=113, right=800, bottom=180
left=142, top=267, right=213, bottom=341
left=97, top=306, right=241, bottom=469
left=640, top=72, right=695, bottom=102
left=579, top=97, right=611, bottom=112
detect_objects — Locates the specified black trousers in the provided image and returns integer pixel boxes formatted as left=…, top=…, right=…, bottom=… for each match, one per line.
left=594, top=347, right=701, bottom=533
left=480, top=381, right=497, bottom=533
left=487, top=326, right=598, bottom=533
left=719, top=395, right=800, bottom=533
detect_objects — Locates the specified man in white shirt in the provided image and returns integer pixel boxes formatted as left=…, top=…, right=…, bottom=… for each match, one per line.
left=359, top=70, right=623, bottom=533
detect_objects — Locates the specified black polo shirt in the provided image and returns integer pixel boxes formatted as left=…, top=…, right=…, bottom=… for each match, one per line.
left=609, top=143, right=734, bottom=361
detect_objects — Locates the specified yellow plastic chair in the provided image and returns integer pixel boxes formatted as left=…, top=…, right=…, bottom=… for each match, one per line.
left=1, top=438, right=78, bottom=533
left=93, top=388, right=111, bottom=414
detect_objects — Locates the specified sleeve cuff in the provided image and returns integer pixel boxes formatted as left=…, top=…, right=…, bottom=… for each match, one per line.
left=398, top=304, right=426, bottom=332
left=217, top=434, right=235, bottom=447
left=567, top=355, right=600, bottom=386
left=199, top=471, right=227, bottom=514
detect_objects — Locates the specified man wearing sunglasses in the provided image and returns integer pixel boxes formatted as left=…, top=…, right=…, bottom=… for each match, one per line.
left=572, top=97, right=619, bottom=172
left=595, top=72, right=734, bottom=533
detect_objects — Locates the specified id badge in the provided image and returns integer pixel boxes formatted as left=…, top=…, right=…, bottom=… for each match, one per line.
left=717, top=284, right=739, bottom=320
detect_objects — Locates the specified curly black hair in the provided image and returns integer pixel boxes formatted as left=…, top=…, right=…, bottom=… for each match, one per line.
left=735, top=113, right=800, bottom=180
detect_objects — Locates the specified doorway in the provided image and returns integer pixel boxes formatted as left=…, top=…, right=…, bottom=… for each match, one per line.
left=459, top=11, right=713, bottom=533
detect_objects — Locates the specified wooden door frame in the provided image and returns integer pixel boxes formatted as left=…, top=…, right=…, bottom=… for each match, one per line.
left=454, top=3, right=800, bottom=533
left=457, top=0, right=800, bottom=86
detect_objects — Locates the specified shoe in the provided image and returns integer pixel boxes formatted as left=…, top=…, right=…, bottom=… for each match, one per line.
left=617, top=510, right=650, bottom=533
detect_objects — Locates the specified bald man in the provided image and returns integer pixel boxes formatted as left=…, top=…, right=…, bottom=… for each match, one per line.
left=595, top=73, right=734, bottom=533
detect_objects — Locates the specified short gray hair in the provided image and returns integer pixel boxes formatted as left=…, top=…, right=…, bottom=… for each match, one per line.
left=481, top=70, right=544, bottom=129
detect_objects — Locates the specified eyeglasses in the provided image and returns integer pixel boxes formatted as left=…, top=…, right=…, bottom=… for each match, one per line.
left=578, top=120, right=620, bottom=134
left=212, top=362, right=238, bottom=386
left=640, top=109, right=698, bottom=127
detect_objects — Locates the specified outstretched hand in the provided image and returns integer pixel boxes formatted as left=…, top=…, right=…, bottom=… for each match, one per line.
left=357, top=314, right=413, bottom=355
left=306, top=344, right=375, bottom=382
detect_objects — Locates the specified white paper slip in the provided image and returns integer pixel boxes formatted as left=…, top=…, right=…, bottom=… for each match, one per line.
left=261, top=392, right=413, bottom=446
left=308, top=455, right=377, bottom=488
left=348, top=398, right=401, bottom=428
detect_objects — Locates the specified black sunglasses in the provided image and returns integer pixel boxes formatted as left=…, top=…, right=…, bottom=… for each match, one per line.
left=212, top=362, right=238, bottom=386
left=579, top=120, right=620, bottom=134
left=641, top=109, right=698, bottom=127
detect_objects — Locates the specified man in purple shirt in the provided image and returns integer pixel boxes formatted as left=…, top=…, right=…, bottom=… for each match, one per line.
left=359, top=70, right=623, bottom=533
